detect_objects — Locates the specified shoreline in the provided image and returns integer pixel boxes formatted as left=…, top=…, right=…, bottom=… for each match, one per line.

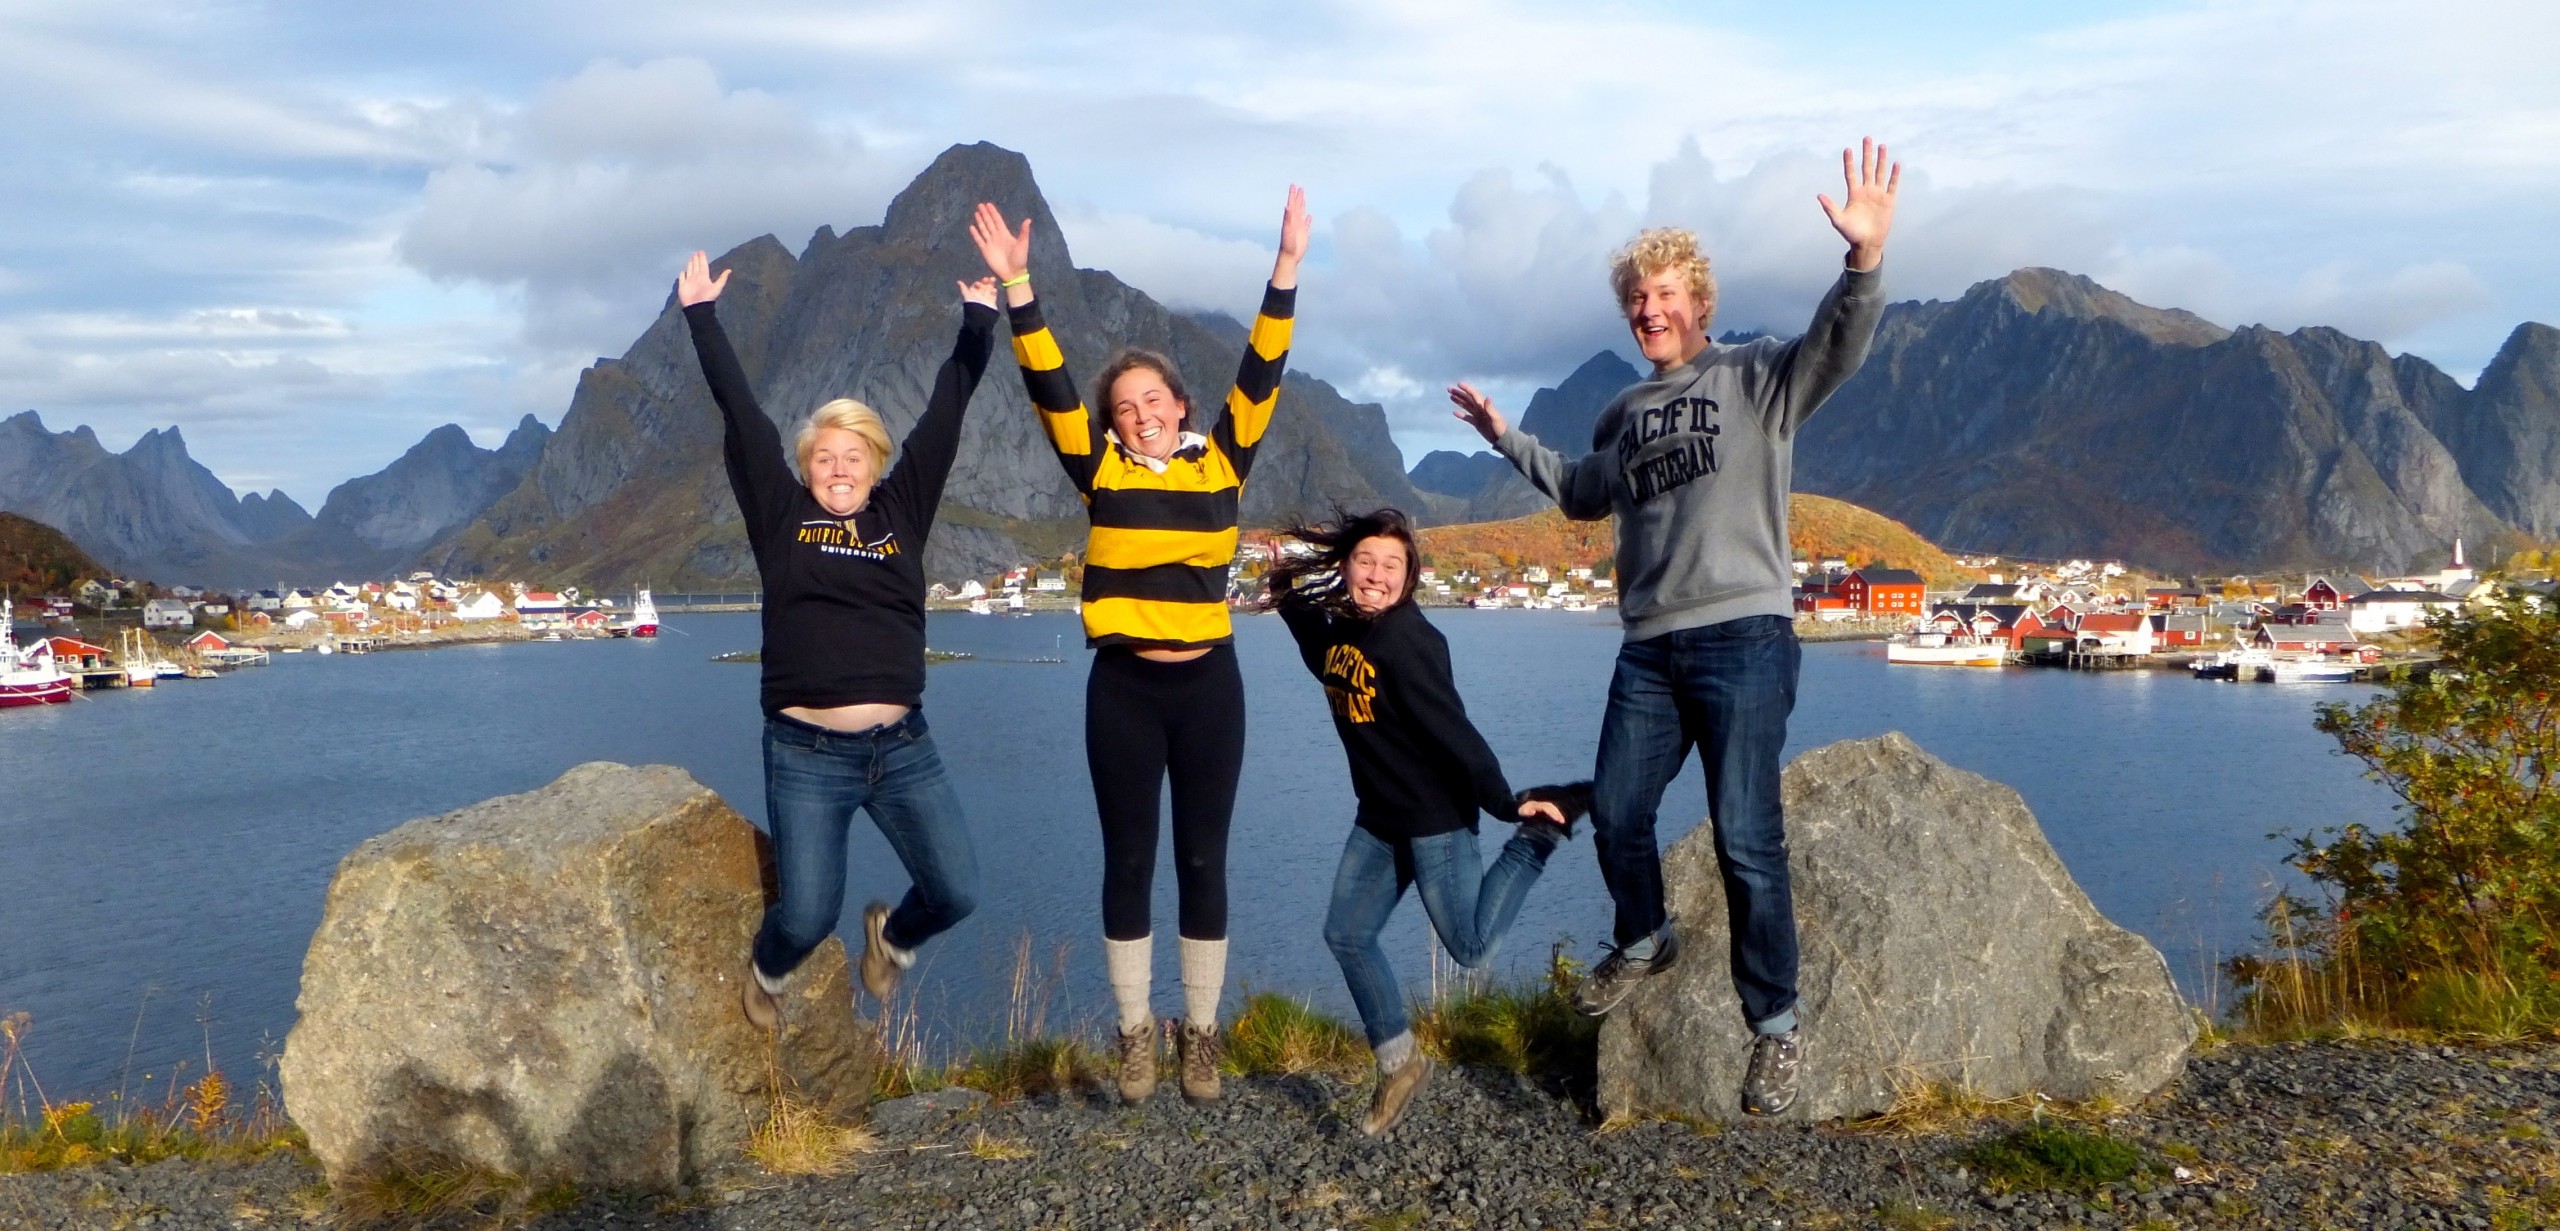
left=1, top=1035, right=2546, bottom=1229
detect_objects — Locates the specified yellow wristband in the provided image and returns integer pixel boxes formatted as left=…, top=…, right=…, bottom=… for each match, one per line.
left=1000, top=274, right=1030, bottom=288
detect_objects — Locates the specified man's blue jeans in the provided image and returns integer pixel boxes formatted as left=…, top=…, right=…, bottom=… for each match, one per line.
left=1322, top=824, right=1557, bottom=1048
left=1592, top=614, right=1800, bottom=1032
left=753, top=710, right=980, bottom=981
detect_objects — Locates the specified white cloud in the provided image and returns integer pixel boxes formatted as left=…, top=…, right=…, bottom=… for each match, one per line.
left=398, top=58, right=902, bottom=350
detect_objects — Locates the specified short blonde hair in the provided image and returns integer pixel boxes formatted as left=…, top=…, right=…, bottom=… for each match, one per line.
left=795, top=399, right=894, bottom=482
left=1609, top=228, right=1717, bottom=328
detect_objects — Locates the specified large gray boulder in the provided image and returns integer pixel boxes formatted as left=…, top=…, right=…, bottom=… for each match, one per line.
left=1600, top=732, right=2195, bottom=1123
left=281, top=763, right=872, bottom=1190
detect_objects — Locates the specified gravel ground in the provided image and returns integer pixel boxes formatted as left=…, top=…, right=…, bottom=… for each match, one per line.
left=4, top=1038, right=2553, bottom=1230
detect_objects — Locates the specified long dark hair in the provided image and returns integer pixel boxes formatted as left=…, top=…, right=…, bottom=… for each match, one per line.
left=1262, top=507, right=1421, bottom=618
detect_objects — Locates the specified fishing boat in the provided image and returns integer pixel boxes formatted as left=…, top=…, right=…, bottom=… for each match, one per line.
left=1884, top=630, right=2007, bottom=667
left=2192, top=646, right=2271, bottom=681
left=120, top=628, right=162, bottom=687
left=1, top=601, right=75, bottom=707
left=611, top=590, right=660, bottom=638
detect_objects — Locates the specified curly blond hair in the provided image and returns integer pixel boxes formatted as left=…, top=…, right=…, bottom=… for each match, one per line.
left=1608, top=228, right=1717, bottom=328
left=794, top=398, right=894, bottom=483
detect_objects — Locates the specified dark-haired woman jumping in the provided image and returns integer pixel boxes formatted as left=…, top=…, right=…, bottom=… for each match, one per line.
left=1268, top=508, right=1586, bottom=1136
left=970, top=188, right=1310, bottom=1106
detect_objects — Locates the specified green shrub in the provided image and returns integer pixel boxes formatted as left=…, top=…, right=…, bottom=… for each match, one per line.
left=1959, top=1124, right=2148, bottom=1193
left=2235, top=589, right=2560, bottom=1038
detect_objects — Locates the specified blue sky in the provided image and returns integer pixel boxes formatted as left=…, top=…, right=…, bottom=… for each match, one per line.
left=2, top=0, right=2552, bottom=504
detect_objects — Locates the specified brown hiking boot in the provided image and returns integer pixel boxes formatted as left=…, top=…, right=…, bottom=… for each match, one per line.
left=859, top=901, right=903, bottom=1001
left=741, top=962, right=781, bottom=1032
left=1177, top=1021, right=1222, bottom=1105
left=1360, top=1052, right=1435, bottom=1137
left=1115, top=1017, right=1158, bottom=1103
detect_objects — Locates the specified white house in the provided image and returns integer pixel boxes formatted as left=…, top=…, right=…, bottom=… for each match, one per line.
left=1034, top=572, right=1068, bottom=593
left=141, top=598, right=194, bottom=630
left=955, top=580, right=987, bottom=600
left=2346, top=590, right=2462, bottom=634
left=454, top=589, right=508, bottom=621
left=247, top=590, right=284, bottom=613
left=282, top=609, right=322, bottom=630
left=282, top=590, right=318, bottom=611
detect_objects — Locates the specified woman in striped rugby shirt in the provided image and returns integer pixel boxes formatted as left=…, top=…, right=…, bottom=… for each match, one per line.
left=970, top=188, right=1310, bottom=1106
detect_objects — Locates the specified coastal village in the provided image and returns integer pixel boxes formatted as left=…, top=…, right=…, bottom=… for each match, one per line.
left=4, top=514, right=2535, bottom=708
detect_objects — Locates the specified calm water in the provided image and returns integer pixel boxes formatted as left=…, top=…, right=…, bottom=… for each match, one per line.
left=0, top=611, right=2390, bottom=1096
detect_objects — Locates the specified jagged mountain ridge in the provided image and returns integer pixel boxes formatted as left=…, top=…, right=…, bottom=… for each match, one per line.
left=0, top=410, right=552, bottom=587
left=427, top=142, right=1431, bottom=589
left=1792, top=267, right=2543, bottom=573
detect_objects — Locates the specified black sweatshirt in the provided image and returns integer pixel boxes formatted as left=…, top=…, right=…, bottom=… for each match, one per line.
left=1279, top=600, right=1515, bottom=839
left=685, top=299, right=996, bottom=714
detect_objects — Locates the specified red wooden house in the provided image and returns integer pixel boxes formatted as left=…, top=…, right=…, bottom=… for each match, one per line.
left=1843, top=568, right=1927, bottom=618
left=46, top=636, right=112, bottom=670
left=2302, top=577, right=2345, bottom=610
left=185, top=631, right=231, bottom=653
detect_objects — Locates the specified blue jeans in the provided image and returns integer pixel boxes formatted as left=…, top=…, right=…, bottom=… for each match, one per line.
left=753, top=710, right=980, bottom=980
left=1322, top=824, right=1558, bottom=1048
left=1592, top=614, right=1800, bottom=1031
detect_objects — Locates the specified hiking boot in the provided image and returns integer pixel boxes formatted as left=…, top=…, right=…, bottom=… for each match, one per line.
left=1741, top=1027, right=1803, bottom=1116
left=740, top=962, right=781, bottom=1032
left=1570, top=928, right=1680, bottom=1017
left=859, top=901, right=903, bottom=1001
left=1177, top=1021, right=1222, bottom=1105
left=1115, top=1017, right=1159, bottom=1104
left=1360, top=1052, right=1435, bottom=1137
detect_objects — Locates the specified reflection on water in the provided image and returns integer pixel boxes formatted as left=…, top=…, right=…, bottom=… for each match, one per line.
left=0, top=610, right=2387, bottom=1093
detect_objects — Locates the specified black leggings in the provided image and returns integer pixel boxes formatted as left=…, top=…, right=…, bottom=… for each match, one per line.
left=1087, top=645, right=1246, bottom=942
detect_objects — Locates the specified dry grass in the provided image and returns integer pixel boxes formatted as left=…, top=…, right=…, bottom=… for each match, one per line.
left=321, top=1151, right=584, bottom=1228
left=745, top=1091, right=876, bottom=1176
left=1, top=1007, right=303, bottom=1175
left=1221, top=993, right=1369, bottom=1080
left=874, top=933, right=1105, bottom=1102
left=964, top=1129, right=1031, bottom=1161
left=1410, top=943, right=1596, bottom=1079
left=2225, top=901, right=2556, bottom=1045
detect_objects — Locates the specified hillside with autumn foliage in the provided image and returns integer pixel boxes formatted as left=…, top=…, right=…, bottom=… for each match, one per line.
left=1, top=511, right=108, bottom=599
left=1410, top=495, right=1965, bottom=587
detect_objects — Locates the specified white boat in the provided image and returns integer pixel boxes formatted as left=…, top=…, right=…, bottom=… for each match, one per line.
left=968, top=597, right=994, bottom=615
left=0, top=601, right=75, bottom=707
left=2268, top=658, right=2357, bottom=683
left=611, top=590, right=660, bottom=638
left=1885, top=630, right=2006, bottom=667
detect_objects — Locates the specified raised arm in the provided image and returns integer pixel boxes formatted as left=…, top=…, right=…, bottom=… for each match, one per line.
left=1752, top=138, right=1898, bottom=435
left=1210, top=186, right=1309, bottom=479
left=874, top=278, right=1000, bottom=533
left=971, top=203, right=1104, bottom=491
left=1450, top=382, right=1613, bottom=520
left=678, top=250, right=796, bottom=533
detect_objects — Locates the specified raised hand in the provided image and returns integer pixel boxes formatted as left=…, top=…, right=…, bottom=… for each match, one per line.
left=957, top=276, right=999, bottom=309
left=676, top=250, right=730, bottom=307
left=969, top=202, right=1032, bottom=284
left=1271, top=184, right=1311, bottom=289
left=1817, top=137, right=1899, bottom=270
left=1447, top=382, right=1508, bottom=445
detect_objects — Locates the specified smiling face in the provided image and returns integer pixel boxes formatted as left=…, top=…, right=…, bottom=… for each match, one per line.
left=1107, top=367, right=1189, bottom=460
left=803, top=426, right=878, bottom=516
left=1624, top=268, right=1711, bottom=370
left=1345, top=534, right=1412, bottom=615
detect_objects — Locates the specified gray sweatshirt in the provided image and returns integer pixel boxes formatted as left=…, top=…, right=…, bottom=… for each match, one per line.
left=1496, top=265, right=1884, bottom=642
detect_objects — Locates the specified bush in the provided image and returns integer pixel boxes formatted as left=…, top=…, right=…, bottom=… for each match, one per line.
left=2234, top=589, right=2560, bottom=1037
left=1959, top=1123, right=2150, bottom=1194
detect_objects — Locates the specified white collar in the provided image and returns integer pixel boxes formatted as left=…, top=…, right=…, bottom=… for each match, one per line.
left=1114, top=430, right=1209, bottom=473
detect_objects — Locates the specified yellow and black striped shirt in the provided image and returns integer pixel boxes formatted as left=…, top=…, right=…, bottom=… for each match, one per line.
left=1008, top=285, right=1296, bottom=649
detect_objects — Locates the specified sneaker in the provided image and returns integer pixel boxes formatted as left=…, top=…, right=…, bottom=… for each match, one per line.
left=1176, top=1021, right=1222, bottom=1105
left=741, top=962, right=781, bottom=1032
left=1360, top=1053, right=1435, bottom=1137
left=1741, top=1028, right=1803, bottom=1116
left=859, top=901, right=903, bottom=1001
left=1570, top=927, right=1681, bottom=1017
left=1115, top=1017, right=1158, bottom=1104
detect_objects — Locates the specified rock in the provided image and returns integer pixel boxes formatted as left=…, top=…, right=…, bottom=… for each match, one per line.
left=280, top=762, right=873, bottom=1191
left=869, top=1087, right=990, bottom=1137
left=1599, top=732, right=2195, bottom=1122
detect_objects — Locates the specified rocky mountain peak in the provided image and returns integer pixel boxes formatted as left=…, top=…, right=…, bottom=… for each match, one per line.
left=1986, top=267, right=2230, bottom=347
left=881, top=142, right=1075, bottom=273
